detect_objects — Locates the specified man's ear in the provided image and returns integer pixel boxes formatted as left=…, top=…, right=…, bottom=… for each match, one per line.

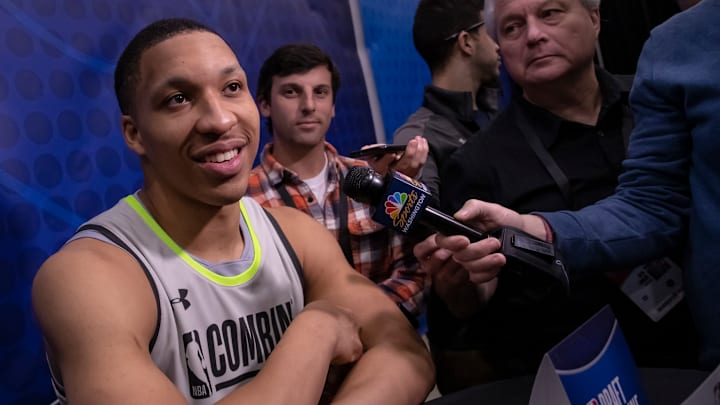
left=590, top=7, right=601, bottom=37
left=121, top=115, right=145, bottom=155
left=258, top=99, right=271, bottom=118
left=458, top=31, right=475, bottom=56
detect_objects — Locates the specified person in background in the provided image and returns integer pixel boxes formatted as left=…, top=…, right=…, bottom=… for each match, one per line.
left=246, top=43, right=430, bottom=327
left=420, top=0, right=719, bottom=374
left=393, top=0, right=501, bottom=205
left=424, top=0, right=698, bottom=393
left=32, top=18, right=434, bottom=405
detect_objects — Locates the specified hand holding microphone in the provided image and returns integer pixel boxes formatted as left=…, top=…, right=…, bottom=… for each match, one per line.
left=342, top=166, right=570, bottom=292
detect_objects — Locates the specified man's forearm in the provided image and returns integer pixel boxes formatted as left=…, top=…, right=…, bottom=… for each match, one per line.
left=331, top=343, right=434, bottom=405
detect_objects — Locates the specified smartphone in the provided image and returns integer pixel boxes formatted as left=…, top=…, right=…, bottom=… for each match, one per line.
left=348, top=144, right=407, bottom=159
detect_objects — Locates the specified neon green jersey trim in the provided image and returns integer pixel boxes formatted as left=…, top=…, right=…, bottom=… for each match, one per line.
left=123, top=195, right=262, bottom=286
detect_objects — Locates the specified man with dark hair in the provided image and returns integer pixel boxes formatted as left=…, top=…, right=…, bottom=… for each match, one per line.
left=246, top=44, right=429, bottom=326
left=32, top=19, right=434, bottom=405
left=393, top=0, right=501, bottom=205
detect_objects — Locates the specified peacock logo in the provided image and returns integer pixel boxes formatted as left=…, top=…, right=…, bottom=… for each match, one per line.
left=384, top=192, right=407, bottom=220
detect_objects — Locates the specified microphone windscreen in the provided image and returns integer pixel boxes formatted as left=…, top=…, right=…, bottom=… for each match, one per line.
left=342, top=166, right=385, bottom=205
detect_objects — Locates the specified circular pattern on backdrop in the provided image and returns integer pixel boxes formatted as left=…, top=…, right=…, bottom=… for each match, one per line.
left=6, top=203, right=42, bottom=241
left=86, top=108, right=112, bottom=137
left=63, top=0, right=87, bottom=19
left=0, top=74, right=8, bottom=101
left=57, top=110, right=83, bottom=141
left=34, top=154, right=63, bottom=188
left=39, top=31, right=62, bottom=58
left=0, top=158, right=32, bottom=185
left=66, top=149, right=93, bottom=182
left=73, top=189, right=103, bottom=219
left=24, top=111, right=54, bottom=145
left=49, top=70, right=75, bottom=99
left=93, top=0, right=113, bottom=21
left=71, top=32, right=94, bottom=55
left=105, top=183, right=129, bottom=206
left=5, top=27, right=35, bottom=58
left=96, top=146, right=121, bottom=177
left=15, top=69, right=44, bottom=101
left=79, top=69, right=102, bottom=98
left=0, top=114, right=20, bottom=148
left=31, top=0, right=57, bottom=16
left=99, top=33, right=118, bottom=60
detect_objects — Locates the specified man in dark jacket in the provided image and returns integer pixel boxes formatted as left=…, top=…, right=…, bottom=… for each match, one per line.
left=393, top=0, right=501, bottom=206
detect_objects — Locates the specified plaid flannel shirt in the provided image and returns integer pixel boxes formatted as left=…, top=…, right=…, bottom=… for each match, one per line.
left=246, top=142, right=427, bottom=321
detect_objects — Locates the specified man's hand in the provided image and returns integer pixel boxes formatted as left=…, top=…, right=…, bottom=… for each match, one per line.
left=454, top=199, right=549, bottom=240
left=300, top=300, right=363, bottom=365
left=394, top=136, right=428, bottom=178
left=364, top=136, right=428, bottom=178
left=414, top=233, right=502, bottom=317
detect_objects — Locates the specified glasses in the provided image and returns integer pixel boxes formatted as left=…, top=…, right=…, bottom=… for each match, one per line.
left=444, top=21, right=486, bottom=41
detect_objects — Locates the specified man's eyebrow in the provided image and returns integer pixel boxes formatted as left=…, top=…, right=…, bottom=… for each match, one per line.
left=221, top=65, right=243, bottom=76
left=278, top=82, right=302, bottom=89
left=153, top=65, right=244, bottom=91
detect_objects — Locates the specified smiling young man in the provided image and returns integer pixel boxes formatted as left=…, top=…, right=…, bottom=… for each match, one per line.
left=32, top=19, right=433, bottom=405
left=246, top=44, right=429, bottom=327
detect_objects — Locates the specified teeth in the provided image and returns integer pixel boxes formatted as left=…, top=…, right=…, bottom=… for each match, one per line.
left=206, top=149, right=238, bottom=163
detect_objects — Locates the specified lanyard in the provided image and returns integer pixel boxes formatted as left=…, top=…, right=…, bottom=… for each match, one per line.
left=514, top=107, right=574, bottom=207
left=276, top=169, right=355, bottom=268
left=513, top=100, right=633, bottom=209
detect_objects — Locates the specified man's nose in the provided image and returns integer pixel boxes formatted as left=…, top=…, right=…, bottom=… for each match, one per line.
left=195, top=93, right=235, bottom=136
left=525, top=17, right=547, bottom=45
left=300, top=92, right=316, bottom=113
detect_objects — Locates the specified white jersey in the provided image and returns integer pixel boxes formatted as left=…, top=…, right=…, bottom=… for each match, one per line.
left=49, top=195, right=305, bottom=404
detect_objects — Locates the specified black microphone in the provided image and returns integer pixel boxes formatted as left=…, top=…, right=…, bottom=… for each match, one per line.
left=343, top=166, right=570, bottom=291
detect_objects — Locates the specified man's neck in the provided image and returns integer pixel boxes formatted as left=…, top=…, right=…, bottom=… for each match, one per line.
left=522, top=65, right=601, bottom=126
left=271, top=141, right=328, bottom=180
left=137, top=186, right=244, bottom=262
left=433, top=63, right=482, bottom=110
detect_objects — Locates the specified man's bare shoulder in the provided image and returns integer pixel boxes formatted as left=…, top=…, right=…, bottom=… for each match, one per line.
left=34, top=238, right=141, bottom=289
left=32, top=238, right=157, bottom=345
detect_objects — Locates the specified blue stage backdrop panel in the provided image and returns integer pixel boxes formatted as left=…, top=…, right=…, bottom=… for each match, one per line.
left=357, top=0, right=429, bottom=141
left=0, top=0, right=388, bottom=403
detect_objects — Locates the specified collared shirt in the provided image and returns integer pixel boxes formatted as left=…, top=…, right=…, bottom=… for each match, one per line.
left=246, top=142, right=427, bottom=322
left=393, top=85, right=500, bottom=205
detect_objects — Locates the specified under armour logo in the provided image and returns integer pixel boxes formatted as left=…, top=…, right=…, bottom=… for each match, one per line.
left=171, top=289, right=191, bottom=310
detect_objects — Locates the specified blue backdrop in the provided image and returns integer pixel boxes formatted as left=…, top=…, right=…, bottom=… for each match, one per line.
left=0, top=0, right=425, bottom=402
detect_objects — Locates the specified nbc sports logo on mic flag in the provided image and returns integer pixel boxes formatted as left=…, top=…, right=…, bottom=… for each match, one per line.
left=369, top=171, right=431, bottom=234
left=384, top=192, right=408, bottom=220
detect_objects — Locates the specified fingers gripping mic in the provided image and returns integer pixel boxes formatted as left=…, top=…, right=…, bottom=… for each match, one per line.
left=343, top=166, right=570, bottom=291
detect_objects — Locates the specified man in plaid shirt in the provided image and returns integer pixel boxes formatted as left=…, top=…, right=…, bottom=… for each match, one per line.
left=246, top=43, right=429, bottom=325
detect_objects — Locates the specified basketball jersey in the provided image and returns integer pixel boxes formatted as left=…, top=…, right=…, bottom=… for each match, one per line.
left=48, top=195, right=305, bottom=404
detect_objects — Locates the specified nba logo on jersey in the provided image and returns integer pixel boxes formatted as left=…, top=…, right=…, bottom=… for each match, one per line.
left=183, top=330, right=213, bottom=399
